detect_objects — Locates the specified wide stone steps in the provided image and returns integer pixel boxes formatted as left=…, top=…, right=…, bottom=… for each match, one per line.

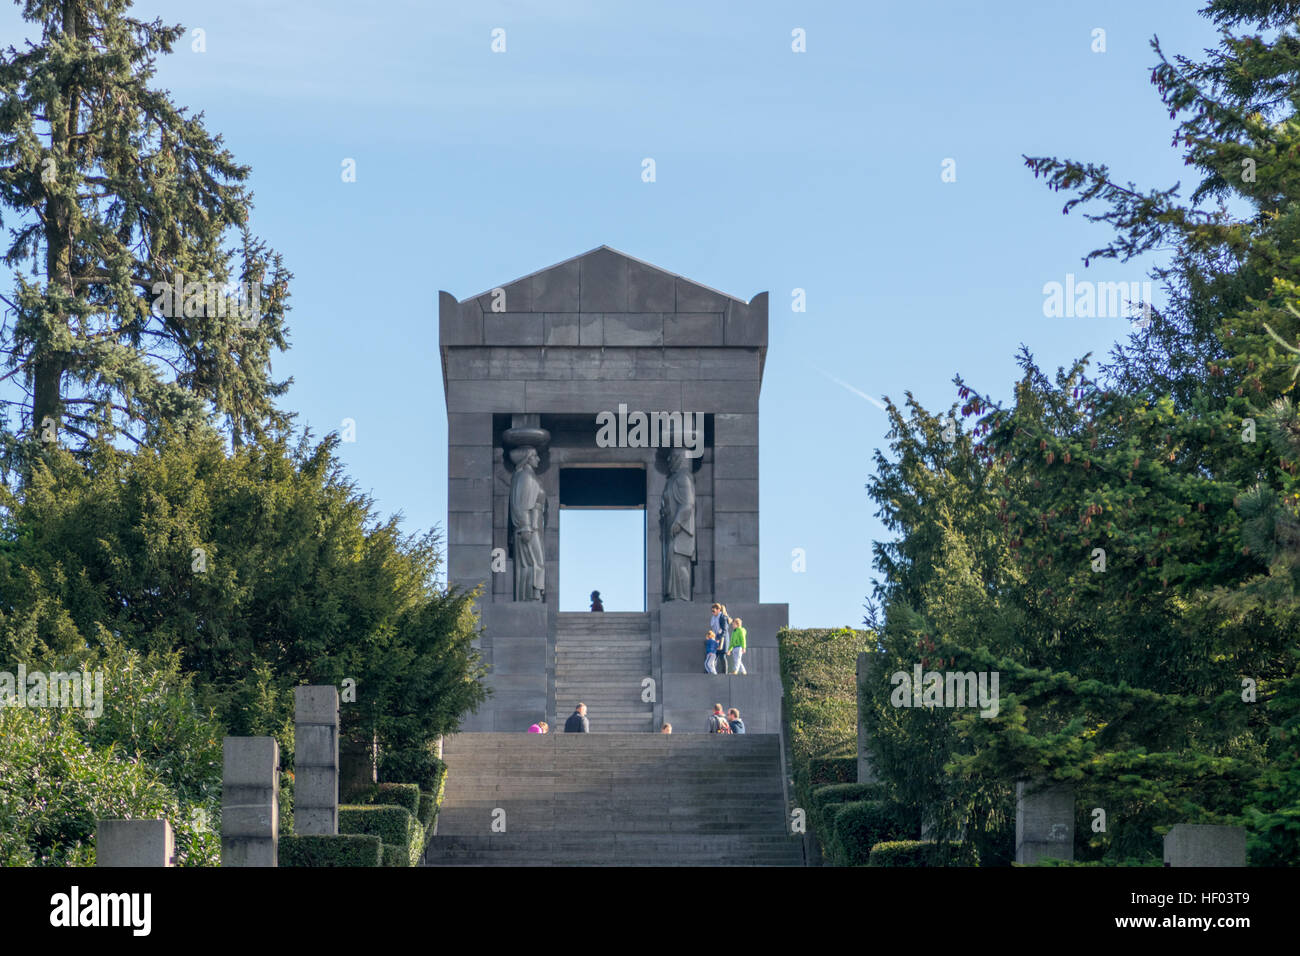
left=554, top=614, right=654, bottom=730
left=423, top=733, right=802, bottom=866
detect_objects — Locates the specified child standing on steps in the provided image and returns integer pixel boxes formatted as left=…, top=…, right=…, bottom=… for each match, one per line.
left=704, top=628, right=720, bottom=674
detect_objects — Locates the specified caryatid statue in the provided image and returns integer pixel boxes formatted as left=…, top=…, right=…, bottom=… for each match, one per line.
left=660, top=448, right=696, bottom=601
left=508, top=443, right=548, bottom=601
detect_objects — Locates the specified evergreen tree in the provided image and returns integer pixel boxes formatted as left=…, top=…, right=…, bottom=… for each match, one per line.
left=0, top=0, right=290, bottom=476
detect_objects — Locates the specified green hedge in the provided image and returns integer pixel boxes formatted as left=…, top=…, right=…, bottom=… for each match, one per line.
left=418, top=792, right=439, bottom=833
left=869, top=839, right=979, bottom=867
left=340, top=805, right=411, bottom=846
left=279, top=834, right=382, bottom=867
left=381, top=844, right=407, bottom=867
left=371, top=783, right=421, bottom=817
left=807, top=756, right=857, bottom=787
left=830, top=800, right=917, bottom=866
left=811, top=783, right=886, bottom=832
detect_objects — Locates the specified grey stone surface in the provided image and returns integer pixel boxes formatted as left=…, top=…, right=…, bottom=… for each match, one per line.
left=665, top=312, right=725, bottom=347
left=676, top=278, right=732, bottom=313
left=222, top=736, right=279, bottom=867
left=1163, top=825, right=1246, bottom=867
left=292, top=686, right=338, bottom=832
left=857, top=653, right=879, bottom=784
left=714, top=413, right=758, bottom=445
left=724, top=294, right=768, bottom=348
left=603, top=312, right=664, bottom=346
left=1015, top=781, right=1074, bottom=864
left=447, top=379, right=526, bottom=413
left=714, top=479, right=760, bottom=512
left=580, top=248, right=629, bottom=312
left=448, top=413, right=493, bottom=446
left=532, top=257, right=580, bottom=311
left=97, top=819, right=174, bottom=867
left=684, top=380, right=759, bottom=414
left=544, top=313, right=580, bottom=346
left=628, top=258, right=676, bottom=312
left=448, top=445, right=493, bottom=480
left=485, top=312, right=544, bottom=347
left=450, top=511, right=493, bottom=545
left=439, top=292, right=481, bottom=347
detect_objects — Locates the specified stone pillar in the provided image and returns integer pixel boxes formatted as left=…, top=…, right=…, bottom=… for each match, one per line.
left=294, top=686, right=339, bottom=835
left=222, top=736, right=279, bottom=867
left=1163, top=825, right=1246, bottom=867
left=97, top=819, right=174, bottom=867
left=856, top=652, right=878, bottom=784
left=1015, top=780, right=1074, bottom=864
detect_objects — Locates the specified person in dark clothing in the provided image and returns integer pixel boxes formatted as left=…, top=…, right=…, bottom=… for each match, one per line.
left=727, top=707, right=745, bottom=734
left=590, top=591, right=604, bottom=612
left=564, top=702, right=589, bottom=733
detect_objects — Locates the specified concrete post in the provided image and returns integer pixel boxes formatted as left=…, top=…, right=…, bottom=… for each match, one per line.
left=294, top=686, right=339, bottom=835
left=222, top=736, right=279, bottom=867
left=97, top=819, right=174, bottom=867
left=856, top=652, right=878, bottom=784
left=1015, top=780, right=1074, bottom=864
left=1163, top=825, right=1247, bottom=867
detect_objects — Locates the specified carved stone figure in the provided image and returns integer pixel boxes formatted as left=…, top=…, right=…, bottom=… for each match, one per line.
left=509, top=446, right=547, bottom=601
left=660, top=448, right=695, bottom=601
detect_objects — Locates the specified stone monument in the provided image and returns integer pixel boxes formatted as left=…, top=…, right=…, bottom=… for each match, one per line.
left=440, top=246, right=787, bottom=732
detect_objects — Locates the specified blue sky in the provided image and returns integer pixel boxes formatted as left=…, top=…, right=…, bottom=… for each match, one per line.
left=1, top=1, right=1223, bottom=627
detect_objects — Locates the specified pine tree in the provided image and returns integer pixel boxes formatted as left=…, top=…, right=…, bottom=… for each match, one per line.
left=0, top=0, right=290, bottom=476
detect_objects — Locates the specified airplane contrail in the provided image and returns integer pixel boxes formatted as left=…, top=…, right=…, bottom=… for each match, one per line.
left=814, top=367, right=888, bottom=411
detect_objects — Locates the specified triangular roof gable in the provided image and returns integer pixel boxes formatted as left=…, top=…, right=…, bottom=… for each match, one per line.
left=465, top=244, right=754, bottom=308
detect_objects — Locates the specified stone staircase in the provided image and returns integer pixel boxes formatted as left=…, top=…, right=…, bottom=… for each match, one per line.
left=553, top=612, right=654, bottom=733
left=423, top=733, right=804, bottom=866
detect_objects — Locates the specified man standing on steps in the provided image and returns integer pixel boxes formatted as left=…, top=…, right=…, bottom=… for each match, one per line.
left=565, top=702, right=589, bottom=733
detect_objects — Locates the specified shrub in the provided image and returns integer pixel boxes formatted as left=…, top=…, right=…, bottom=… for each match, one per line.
left=370, top=783, right=420, bottom=817
left=381, top=844, right=407, bottom=867
left=811, top=783, right=887, bottom=831
left=806, top=756, right=857, bottom=787
left=869, top=839, right=979, bottom=867
left=279, top=834, right=382, bottom=867
left=418, top=792, right=439, bottom=833
left=339, top=805, right=411, bottom=852
left=0, top=698, right=218, bottom=866
left=831, top=800, right=917, bottom=866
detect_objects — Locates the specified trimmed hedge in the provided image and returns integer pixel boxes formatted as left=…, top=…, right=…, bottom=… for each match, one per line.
left=381, top=844, right=407, bottom=867
left=371, top=783, right=421, bottom=817
left=830, top=800, right=917, bottom=866
left=418, top=792, right=438, bottom=833
left=807, top=756, right=857, bottom=788
left=869, top=839, right=979, bottom=867
left=279, top=834, right=382, bottom=867
left=810, top=783, right=886, bottom=832
left=340, top=805, right=413, bottom=866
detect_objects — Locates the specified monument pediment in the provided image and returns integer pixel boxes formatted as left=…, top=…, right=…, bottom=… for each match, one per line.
left=453, top=245, right=757, bottom=314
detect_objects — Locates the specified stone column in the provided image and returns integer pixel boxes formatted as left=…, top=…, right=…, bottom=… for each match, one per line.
left=856, top=652, right=878, bottom=784
left=97, top=819, right=174, bottom=867
left=1164, top=825, right=1246, bottom=867
left=294, top=686, right=339, bottom=835
left=1015, top=780, right=1074, bottom=864
left=222, top=736, right=279, bottom=867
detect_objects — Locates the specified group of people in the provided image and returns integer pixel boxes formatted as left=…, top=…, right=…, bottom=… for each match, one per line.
left=707, top=702, right=745, bottom=734
left=705, top=602, right=747, bottom=675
